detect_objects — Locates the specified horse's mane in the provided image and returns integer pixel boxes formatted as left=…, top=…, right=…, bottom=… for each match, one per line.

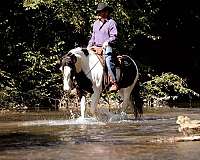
left=68, top=47, right=89, bottom=58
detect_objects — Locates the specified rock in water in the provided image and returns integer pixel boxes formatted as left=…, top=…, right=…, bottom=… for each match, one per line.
left=150, top=115, right=200, bottom=143
left=176, top=115, right=200, bottom=136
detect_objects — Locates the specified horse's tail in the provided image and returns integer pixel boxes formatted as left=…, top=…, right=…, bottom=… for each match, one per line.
left=125, top=55, right=143, bottom=119
left=131, top=78, right=144, bottom=119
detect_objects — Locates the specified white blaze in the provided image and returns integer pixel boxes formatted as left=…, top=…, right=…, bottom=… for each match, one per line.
left=63, top=66, right=72, bottom=91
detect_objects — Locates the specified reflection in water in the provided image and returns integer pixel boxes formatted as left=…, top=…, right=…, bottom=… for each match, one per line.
left=0, top=108, right=200, bottom=160
left=0, top=132, right=62, bottom=151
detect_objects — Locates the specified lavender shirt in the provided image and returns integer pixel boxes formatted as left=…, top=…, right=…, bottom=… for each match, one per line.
left=88, top=18, right=117, bottom=46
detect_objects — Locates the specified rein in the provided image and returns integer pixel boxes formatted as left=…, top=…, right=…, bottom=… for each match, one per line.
left=85, top=48, right=105, bottom=76
left=85, top=60, right=100, bottom=76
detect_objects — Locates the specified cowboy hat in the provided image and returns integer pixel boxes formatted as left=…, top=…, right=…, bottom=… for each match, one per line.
left=96, top=3, right=113, bottom=13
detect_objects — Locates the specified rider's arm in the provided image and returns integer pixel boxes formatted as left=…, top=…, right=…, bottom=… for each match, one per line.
left=107, top=20, right=117, bottom=44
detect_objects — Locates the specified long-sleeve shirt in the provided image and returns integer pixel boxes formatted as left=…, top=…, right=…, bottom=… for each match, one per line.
left=88, top=18, right=117, bottom=46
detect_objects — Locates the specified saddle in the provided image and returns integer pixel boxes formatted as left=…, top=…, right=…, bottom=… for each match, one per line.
left=91, top=47, right=137, bottom=91
left=90, top=47, right=104, bottom=65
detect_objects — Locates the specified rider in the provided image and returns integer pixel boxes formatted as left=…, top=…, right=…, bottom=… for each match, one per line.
left=87, top=2, right=118, bottom=92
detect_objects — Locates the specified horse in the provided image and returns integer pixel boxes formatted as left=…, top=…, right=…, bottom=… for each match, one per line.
left=60, top=47, right=143, bottom=119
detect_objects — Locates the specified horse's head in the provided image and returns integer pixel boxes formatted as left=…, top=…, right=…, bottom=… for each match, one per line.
left=60, top=47, right=90, bottom=92
left=60, top=52, right=77, bottom=91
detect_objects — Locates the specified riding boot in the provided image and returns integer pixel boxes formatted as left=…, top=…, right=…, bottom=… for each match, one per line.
left=104, top=46, right=118, bottom=92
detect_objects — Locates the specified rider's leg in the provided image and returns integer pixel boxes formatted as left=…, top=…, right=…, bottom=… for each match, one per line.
left=105, top=46, right=118, bottom=91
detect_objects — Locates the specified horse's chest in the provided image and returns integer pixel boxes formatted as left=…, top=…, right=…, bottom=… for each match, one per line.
left=75, top=71, right=93, bottom=93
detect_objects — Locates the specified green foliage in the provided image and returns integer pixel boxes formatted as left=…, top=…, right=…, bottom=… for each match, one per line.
left=143, top=73, right=200, bottom=103
left=23, top=0, right=96, bottom=33
left=0, top=70, right=18, bottom=108
left=19, top=49, right=62, bottom=106
left=0, top=48, right=62, bottom=109
left=22, top=0, right=160, bottom=52
left=23, top=0, right=54, bottom=9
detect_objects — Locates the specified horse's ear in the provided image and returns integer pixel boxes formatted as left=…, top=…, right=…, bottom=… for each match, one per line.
left=81, top=48, right=89, bottom=56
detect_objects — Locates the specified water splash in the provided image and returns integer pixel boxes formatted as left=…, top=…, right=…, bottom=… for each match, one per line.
left=95, top=108, right=129, bottom=122
left=20, top=117, right=105, bottom=126
left=20, top=111, right=131, bottom=127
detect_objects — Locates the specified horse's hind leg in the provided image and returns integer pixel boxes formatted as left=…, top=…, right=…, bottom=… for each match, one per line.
left=118, top=86, right=133, bottom=113
left=90, top=87, right=101, bottom=116
left=119, top=82, right=143, bottom=119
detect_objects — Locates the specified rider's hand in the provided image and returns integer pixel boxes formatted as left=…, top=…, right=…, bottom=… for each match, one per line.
left=103, top=41, right=109, bottom=49
left=87, top=44, right=92, bottom=50
left=87, top=45, right=96, bottom=52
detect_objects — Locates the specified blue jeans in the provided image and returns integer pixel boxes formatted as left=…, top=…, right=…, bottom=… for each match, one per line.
left=104, top=46, right=117, bottom=82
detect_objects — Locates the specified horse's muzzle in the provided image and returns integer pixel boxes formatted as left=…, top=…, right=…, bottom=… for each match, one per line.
left=63, top=80, right=75, bottom=92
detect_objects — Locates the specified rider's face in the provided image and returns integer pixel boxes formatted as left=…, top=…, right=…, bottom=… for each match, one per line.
left=98, top=9, right=109, bottom=19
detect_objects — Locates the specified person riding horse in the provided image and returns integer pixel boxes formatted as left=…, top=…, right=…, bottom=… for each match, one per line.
left=60, top=4, right=143, bottom=118
left=87, top=3, right=118, bottom=92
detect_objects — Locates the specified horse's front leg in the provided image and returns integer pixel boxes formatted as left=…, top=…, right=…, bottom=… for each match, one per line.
left=80, top=96, right=86, bottom=119
left=77, top=89, right=86, bottom=119
left=90, top=87, right=101, bottom=116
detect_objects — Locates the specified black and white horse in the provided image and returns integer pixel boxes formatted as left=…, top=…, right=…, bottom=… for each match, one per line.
left=60, top=47, right=143, bottom=119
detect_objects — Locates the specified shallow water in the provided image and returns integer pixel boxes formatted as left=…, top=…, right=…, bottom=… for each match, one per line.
left=0, top=107, right=200, bottom=160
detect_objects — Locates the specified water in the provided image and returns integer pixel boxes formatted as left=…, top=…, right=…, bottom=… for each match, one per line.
left=0, top=107, right=200, bottom=160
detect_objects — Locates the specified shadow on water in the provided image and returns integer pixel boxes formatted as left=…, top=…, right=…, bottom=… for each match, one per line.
left=0, top=132, right=63, bottom=151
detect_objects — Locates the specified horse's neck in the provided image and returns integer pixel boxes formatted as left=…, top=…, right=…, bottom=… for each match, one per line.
left=75, top=57, right=82, bottom=73
left=74, top=53, right=89, bottom=73
left=77, top=52, right=103, bottom=79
